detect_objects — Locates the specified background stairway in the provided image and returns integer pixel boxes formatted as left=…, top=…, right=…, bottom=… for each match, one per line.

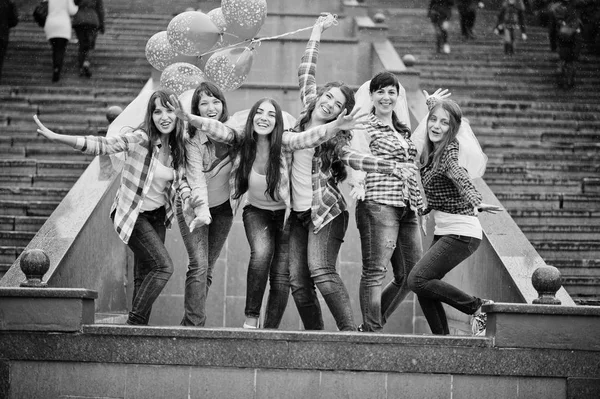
left=375, top=3, right=600, bottom=305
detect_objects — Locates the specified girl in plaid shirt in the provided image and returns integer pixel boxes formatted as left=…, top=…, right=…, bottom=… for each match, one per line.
left=407, top=95, right=502, bottom=336
left=288, top=16, right=416, bottom=332
left=33, top=90, right=188, bottom=325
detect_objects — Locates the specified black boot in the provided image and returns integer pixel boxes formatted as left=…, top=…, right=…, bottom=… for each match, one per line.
left=52, top=68, right=60, bottom=82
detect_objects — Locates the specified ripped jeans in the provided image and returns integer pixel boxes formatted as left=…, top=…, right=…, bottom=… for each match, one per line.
left=356, top=200, right=423, bottom=332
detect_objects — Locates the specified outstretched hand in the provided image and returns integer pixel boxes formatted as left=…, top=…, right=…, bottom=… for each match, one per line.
left=478, top=203, right=503, bottom=214
left=349, top=183, right=365, bottom=201
left=423, top=88, right=451, bottom=101
left=167, top=94, right=192, bottom=123
left=331, top=107, right=368, bottom=132
left=33, top=115, right=59, bottom=141
left=392, top=162, right=418, bottom=181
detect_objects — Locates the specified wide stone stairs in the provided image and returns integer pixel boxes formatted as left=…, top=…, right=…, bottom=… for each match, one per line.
left=382, top=5, right=600, bottom=305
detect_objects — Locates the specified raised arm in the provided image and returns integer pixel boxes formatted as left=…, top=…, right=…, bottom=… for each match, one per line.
left=298, top=14, right=336, bottom=107
left=340, top=145, right=417, bottom=180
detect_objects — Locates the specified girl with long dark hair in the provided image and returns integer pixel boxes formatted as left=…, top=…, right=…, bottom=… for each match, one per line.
left=33, top=90, right=187, bottom=325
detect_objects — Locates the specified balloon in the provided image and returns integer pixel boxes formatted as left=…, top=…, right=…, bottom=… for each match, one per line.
left=222, top=0, right=267, bottom=40
left=145, top=31, right=199, bottom=71
left=167, top=11, right=221, bottom=56
left=204, top=46, right=254, bottom=92
left=208, top=7, right=228, bottom=33
left=160, top=62, right=206, bottom=96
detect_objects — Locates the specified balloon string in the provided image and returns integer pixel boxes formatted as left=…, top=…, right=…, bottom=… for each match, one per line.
left=199, top=13, right=338, bottom=58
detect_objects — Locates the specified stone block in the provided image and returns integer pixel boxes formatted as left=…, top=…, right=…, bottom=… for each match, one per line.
left=517, top=377, right=566, bottom=399
left=190, top=367, right=255, bottom=398
left=256, top=369, right=320, bottom=399
left=125, top=364, right=189, bottom=399
left=567, top=377, right=600, bottom=399
left=0, top=287, right=97, bottom=332
left=387, top=373, right=450, bottom=399
left=453, top=375, right=518, bottom=399
left=320, top=370, right=387, bottom=398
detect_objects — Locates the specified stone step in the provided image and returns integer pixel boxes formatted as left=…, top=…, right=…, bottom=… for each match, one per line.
left=547, top=259, right=600, bottom=277
left=495, top=193, right=600, bottom=211
left=0, top=187, right=70, bottom=202
left=457, top=99, right=600, bottom=114
left=0, top=246, right=22, bottom=266
left=485, top=177, right=582, bottom=194
left=486, top=165, right=599, bottom=180
left=520, top=224, right=600, bottom=241
left=532, top=241, right=600, bottom=260
left=481, top=142, right=600, bottom=156
left=0, top=200, right=60, bottom=217
left=0, top=231, right=36, bottom=247
left=561, top=276, right=600, bottom=297
left=572, top=297, right=600, bottom=306
left=508, top=209, right=600, bottom=226
left=0, top=216, right=47, bottom=233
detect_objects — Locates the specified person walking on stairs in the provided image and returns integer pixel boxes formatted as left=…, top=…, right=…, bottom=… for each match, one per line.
left=408, top=90, right=502, bottom=336
left=33, top=90, right=188, bottom=326
left=457, top=0, right=483, bottom=39
left=494, top=0, right=527, bottom=55
left=428, top=0, right=454, bottom=53
left=44, top=0, right=78, bottom=82
left=0, top=0, right=19, bottom=84
left=72, top=0, right=105, bottom=78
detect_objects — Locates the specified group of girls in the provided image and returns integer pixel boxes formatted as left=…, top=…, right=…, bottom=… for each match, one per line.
left=33, top=14, right=501, bottom=335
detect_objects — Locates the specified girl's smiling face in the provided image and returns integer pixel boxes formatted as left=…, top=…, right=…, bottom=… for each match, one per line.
left=197, top=93, right=223, bottom=120
left=314, top=87, right=346, bottom=122
left=370, top=85, right=398, bottom=116
left=427, top=107, right=450, bottom=146
left=253, top=101, right=277, bottom=136
left=152, top=99, right=176, bottom=134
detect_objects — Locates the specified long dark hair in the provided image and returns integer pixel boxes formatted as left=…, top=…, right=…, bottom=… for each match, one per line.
left=189, top=81, right=229, bottom=138
left=232, top=98, right=285, bottom=201
left=369, top=71, right=411, bottom=137
left=419, top=99, right=462, bottom=172
left=139, top=90, right=186, bottom=170
left=296, top=82, right=355, bottom=183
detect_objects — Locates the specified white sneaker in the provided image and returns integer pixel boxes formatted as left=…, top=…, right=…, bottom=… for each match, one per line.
left=443, top=44, right=451, bottom=54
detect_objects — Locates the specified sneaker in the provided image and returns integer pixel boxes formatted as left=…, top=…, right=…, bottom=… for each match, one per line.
left=357, top=323, right=365, bottom=332
left=443, top=44, right=451, bottom=54
left=471, top=299, right=494, bottom=336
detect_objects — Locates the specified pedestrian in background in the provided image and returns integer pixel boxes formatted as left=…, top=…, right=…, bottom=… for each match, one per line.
left=73, top=0, right=104, bottom=78
left=0, top=0, right=19, bottom=84
left=428, top=0, right=454, bottom=54
left=44, top=0, right=78, bottom=82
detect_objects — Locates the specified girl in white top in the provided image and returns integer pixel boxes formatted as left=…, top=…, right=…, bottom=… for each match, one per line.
left=44, top=0, right=78, bottom=82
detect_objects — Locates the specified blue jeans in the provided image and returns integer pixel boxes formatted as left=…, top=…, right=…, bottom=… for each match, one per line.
left=176, top=198, right=233, bottom=326
left=126, top=206, right=173, bottom=325
left=407, top=234, right=483, bottom=335
left=356, top=200, right=423, bottom=332
left=288, top=210, right=355, bottom=332
left=242, top=205, right=290, bottom=328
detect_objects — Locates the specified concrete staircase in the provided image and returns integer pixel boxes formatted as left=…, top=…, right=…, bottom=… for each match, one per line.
left=380, top=4, right=600, bottom=305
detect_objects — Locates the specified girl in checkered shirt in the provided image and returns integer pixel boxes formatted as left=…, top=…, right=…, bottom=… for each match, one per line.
left=33, top=90, right=191, bottom=325
left=407, top=94, right=502, bottom=336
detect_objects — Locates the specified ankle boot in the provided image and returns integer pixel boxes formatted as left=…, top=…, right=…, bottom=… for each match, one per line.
left=52, top=68, right=60, bottom=82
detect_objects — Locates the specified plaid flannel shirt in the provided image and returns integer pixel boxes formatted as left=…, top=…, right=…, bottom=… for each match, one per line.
left=74, top=130, right=177, bottom=244
left=295, top=39, right=404, bottom=232
left=193, top=117, right=337, bottom=214
left=362, top=114, right=424, bottom=212
left=420, top=140, right=482, bottom=216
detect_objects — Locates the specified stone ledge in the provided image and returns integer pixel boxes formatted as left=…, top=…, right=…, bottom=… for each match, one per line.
left=1, top=327, right=599, bottom=379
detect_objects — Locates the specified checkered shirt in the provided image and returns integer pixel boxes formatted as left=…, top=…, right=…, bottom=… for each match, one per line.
left=420, top=140, right=482, bottom=216
left=74, top=130, right=176, bottom=244
left=363, top=114, right=424, bottom=212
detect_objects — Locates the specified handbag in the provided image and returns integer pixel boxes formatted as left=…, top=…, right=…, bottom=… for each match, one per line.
left=32, top=0, right=49, bottom=28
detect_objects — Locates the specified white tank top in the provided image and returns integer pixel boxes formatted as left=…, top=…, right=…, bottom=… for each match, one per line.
left=247, top=168, right=286, bottom=210
left=141, top=160, right=174, bottom=212
left=291, top=147, right=314, bottom=212
left=432, top=210, right=482, bottom=239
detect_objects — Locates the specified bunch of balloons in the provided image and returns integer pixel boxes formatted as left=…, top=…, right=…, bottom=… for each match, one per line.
left=145, top=0, right=267, bottom=94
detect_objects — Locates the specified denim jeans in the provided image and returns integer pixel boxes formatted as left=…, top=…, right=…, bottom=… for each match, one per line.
left=356, top=200, right=423, bottom=332
left=288, top=210, right=355, bottom=332
left=407, top=234, right=483, bottom=335
left=126, top=206, right=173, bottom=325
left=176, top=198, right=233, bottom=326
left=242, top=205, right=290, bottom=328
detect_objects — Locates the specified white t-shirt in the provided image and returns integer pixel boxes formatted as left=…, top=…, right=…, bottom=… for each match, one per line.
left=291, top=147, right=314, bottom=212
left=246, top=168, right=286, bottom=210
left=141, top=160, right=173, bottom=212
left=432, top=210, right=482, bottom=240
